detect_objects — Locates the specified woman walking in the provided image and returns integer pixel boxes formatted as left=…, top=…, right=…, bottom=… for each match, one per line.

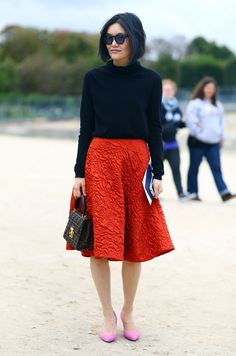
left=186, top=76, right=236, bottom=202
left=161, top=79, right=189, bottom=200
left=67, top=12, right=174, bottom=342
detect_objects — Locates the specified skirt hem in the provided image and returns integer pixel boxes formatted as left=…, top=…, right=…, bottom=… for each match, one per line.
left=65, top=246, right=175, bottom=263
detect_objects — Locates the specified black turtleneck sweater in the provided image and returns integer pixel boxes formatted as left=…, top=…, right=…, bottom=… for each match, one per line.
left=74, top=60, right=164, bottom=179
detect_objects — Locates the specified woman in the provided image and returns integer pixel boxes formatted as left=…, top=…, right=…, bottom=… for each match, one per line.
left=161, top=79, right=189, bottom=200
left=186, top=76, right=236, bottom=202
left=68, top=12, right=174, bottom=343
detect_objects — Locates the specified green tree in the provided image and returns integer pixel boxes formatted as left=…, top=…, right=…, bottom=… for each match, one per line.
left=187, top=36, right=234, bottom=60
left=225, top=57, right=236, bottom=84
left=147, top=53, right=179, bottom=81
left=18, top=53, right=102, bottom=95
left=1, top=25, right=42, bottom=62
left=69, top=55, right=103, bottom=95
left=19, top=54, right=73, bottom=95
left=50, top=31, right=98, bottom=62
left=0, top=60, right=19, bottom=93
left=178, top=55, right=225, bottom=87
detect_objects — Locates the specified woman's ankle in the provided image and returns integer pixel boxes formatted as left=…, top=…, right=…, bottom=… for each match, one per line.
left=103, top=308, right=116, bottom=320
left=122, top=306, right=133, bottom=314
left=121, top=307, right=134, bottom=320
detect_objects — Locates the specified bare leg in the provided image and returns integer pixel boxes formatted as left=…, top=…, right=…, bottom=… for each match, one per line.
left=121, top=261, right=141, bottom=330
left=90, top=257, right=116, bottom=332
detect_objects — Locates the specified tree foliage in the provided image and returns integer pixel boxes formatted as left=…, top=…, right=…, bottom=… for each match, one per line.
left=0, top=25, right=235, bottom=95
left=178, top=55, right=225, bottom=86
left=0, top=25, right=102, bottom=95
left=1, top=25, right=42, bottom=62
left=187, top=36, right=234, bottom=60
left=224, top=57, right=236, bottom=84
left=149, top=36, right=235, bottom=87
left=0, top=60, right=19, bottom=92
left=146, top=53, right=179, bottom=80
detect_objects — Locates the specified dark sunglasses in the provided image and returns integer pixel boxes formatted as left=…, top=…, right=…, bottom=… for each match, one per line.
left=103, top=33, right=129, bottom=45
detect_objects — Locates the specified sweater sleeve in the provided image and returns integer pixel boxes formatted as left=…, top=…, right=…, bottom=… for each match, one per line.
left=218, top=101, right=225, bottom=141
left=74, top=72, right=95, bottom=177
left=147, top=74, right=164, bottom=180
left=186, top=99, right=202, bottom=137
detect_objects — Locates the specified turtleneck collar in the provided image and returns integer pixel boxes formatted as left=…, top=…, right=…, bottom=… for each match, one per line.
left=106, top=59, right=142, bottom=74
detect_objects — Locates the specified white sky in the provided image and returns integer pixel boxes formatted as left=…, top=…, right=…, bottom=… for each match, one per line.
left=1, top=0, right=236, bottom=52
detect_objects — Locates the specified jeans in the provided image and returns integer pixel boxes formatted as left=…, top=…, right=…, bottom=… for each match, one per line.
left=187, top=143, right=229, bottom=196
left=164, top=148, right=183, bottom=195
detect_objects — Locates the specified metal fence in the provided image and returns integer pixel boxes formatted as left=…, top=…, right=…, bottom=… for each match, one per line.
left=0, top=86, right=236, bottom=121
left=0, top=96, right=80, bottom=120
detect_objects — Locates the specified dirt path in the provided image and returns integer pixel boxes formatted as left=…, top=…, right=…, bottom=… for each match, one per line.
left=0, top=134, right=235, bottom=356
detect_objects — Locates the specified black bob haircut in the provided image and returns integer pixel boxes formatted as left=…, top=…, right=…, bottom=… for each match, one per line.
left=99, top=12, right=146, bottom=63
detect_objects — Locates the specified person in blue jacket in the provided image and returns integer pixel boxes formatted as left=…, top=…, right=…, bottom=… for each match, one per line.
left=161, top=79, right=189, bottom=200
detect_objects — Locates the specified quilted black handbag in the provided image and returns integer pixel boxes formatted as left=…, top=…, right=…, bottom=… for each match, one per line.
left=63, top=195, right=94, bottom=250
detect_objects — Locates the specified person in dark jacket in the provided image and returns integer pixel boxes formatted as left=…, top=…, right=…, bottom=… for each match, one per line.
left=161, top=79, right=189, bottom=200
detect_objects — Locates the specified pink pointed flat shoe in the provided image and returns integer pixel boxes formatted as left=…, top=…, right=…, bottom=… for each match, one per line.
left=120, top=312, right=140, bottom=341
left=98, top=311, right=117, bottom=343
left=99, top=330, right=117, bottom=343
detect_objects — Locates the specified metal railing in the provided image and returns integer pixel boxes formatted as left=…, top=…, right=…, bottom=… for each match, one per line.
left=0, top=86, right=236, bottom=121
left=0, top=96, right=80, bottom=120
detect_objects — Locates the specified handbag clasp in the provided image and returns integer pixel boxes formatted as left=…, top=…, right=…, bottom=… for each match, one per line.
left=69, top=226, right=75, bottom=238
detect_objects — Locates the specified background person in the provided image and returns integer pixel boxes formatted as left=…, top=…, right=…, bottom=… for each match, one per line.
left=186, top=76, right=236, bottom=202
left=161, top=79, right=189, bottom=200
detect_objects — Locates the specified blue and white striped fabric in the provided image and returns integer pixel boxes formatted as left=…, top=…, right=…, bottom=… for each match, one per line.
left=142, top=161, right=154, bottom=205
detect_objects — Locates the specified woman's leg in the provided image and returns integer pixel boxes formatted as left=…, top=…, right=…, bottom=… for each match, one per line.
left=205, top=144, right=229, bottom=196
left=90, top=257, right=116, bottom=332
left=187, top=146, right=204, bottom=194
left=121, top=261, right=141, bottom=329
left=166, top=148, right=184, bottom=196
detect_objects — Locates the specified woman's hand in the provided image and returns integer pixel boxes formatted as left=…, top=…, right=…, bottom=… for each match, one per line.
left=153, top=179, right=163, bottom=199
left=73, top=177, right=86, bottom=198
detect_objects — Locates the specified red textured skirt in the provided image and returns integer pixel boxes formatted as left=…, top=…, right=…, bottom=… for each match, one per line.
left=66, top=137, right=174, bottom=262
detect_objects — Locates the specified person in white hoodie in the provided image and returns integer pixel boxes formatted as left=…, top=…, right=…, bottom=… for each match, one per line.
left=186, top=76, right=235, bottom=202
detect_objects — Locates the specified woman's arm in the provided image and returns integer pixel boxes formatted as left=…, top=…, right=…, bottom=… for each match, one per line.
left=175, top=108, right=186, bottom=129
left=74, top=72, right=95, bottom=178
left=186, top=99, right=202, bottom=137
left=218, top=101, right=225, bottom=143
left=73, top=72, right=95, bottom=198
left=147, top=74, right=164, bottom=181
